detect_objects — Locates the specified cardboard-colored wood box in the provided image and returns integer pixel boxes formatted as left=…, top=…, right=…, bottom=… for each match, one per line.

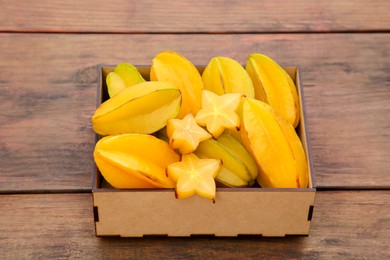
left=92, top=65, right=316, bottom=237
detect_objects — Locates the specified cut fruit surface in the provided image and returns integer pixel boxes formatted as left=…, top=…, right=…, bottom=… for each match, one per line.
left=167, top=113, right=212, bottom=154
left=167, top=153, right=221, bottom=201
left=195, top=90, right=242, bottom=138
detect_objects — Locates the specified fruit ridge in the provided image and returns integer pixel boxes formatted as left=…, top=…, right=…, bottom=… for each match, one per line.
left=92, top=81, right=181, bottom=135
left=195, top=90, right=242, bottom=138
left=246, top=53, right=299, bottom=127
left=94, top=134, right=179, bottom=188
left=151, top=51, right=203, bottom=119
left=202, top=56, right=255, bottom=98
left=241, top=98, right=307, bottom=188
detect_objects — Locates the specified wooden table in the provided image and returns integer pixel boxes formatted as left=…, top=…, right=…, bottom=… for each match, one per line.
left=1, top=1, right=389, bottom=258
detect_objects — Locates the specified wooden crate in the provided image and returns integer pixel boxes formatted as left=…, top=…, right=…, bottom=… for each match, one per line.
left=92, top=65, right=316, bottom=237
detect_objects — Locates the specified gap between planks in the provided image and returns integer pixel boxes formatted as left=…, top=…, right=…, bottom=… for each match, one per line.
left=1, top=186, right=389, bottom=195
left=0, top=30, right=389, bottom=35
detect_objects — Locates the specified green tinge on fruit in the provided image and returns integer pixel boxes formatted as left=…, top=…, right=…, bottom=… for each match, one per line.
left=114, top=62, right=145, bottom=87
left=195, top=138, right=253, bottom=187
left=106, top=72, right=127, bottom=98
left=216, top=133, right=258, bottom=180
left=216, top=167, right=250, bottom=188
left=92, top=81, right=181, bottom=135
left=202, top=56, right=255, bottom=98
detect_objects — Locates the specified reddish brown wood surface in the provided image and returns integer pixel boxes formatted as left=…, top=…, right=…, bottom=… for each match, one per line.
left=0, top=191, right=389, bottom=258
left=0, top=1, right=388, bottom=258
left=0, top=33, right=389, bottom=192
left=1, top=0, right=389, bottom=33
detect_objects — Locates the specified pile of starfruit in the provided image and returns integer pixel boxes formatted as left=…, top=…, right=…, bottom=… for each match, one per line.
left=92, top=51, right=309, bottom=202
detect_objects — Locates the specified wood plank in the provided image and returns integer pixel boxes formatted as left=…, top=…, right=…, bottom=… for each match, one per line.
left=0, top=191, right=389, bottom=258
left=0, top=33, right=388, bottom=192
left=1, top=1, right=389, bottom=33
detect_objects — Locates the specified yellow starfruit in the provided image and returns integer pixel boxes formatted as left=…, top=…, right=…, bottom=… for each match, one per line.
left=167, top=153, right=221, bottom=201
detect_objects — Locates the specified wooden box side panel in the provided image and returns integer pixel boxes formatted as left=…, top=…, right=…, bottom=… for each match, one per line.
left=93, top=190, right=315, bottom=237
left=294, top=68, right=315, bottom=188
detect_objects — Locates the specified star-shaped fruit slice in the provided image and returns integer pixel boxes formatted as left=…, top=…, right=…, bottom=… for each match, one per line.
left=167, top=113, right=212, bottom=154
left=195, top=90, right=242, bottom=138
left=167, top=153, right=221, bottom=202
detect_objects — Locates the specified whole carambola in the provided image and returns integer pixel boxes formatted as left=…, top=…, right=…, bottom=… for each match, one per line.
left=240, top=98, right=308, bottom=188
left=94, top=134, right=179, bottom=188
left=151, top=51, right=203, bottom=119
left=92, top=81, right=181, bottom=135
left=202, top=56, right=255, bottom=98
left=246, top=53, right=300, bottom=127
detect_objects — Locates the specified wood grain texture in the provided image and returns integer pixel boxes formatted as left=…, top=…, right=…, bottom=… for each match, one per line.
left=0, top=33, right=388, bottom=191
left=0, top=191, right=389, bottom=259
left=1, top=0, right=390, bottom=33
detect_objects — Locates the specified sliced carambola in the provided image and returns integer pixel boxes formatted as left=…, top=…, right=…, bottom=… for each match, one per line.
left=167, top=153, right=221, bottom=201
left=167, top=113, right=212, bottom=154
left=195, top=90, right=242, bottom=138
left=92, top=81, right=181, bottom=135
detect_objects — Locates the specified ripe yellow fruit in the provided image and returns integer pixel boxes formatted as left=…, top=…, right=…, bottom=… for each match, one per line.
left=106, top=72, right=127, bottom=98
left=167, top=153, right=221, bottom=201
left=195, top=90, right=242, bottom=138
left=195, top=138, right=254, bottom=187
left=216, top=133, right=258, bottom=180
left=263, top=103, right=308, bottom=188
left=106, top=63, right=146, bottom=98
left=114, top=62, right=145, bottom=87
left=151, top=51, right=203, bottom=119
left=202, top=56, right=255, bottom=98
left=246, top=53, right=299, bottom=127
left=167, top=113, right=212, bottom=154
left=92, top=81, right=181, bottom=135
left=94, top=134, right=179, bottom=188
left=240, top=98, right=308, bottom=188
